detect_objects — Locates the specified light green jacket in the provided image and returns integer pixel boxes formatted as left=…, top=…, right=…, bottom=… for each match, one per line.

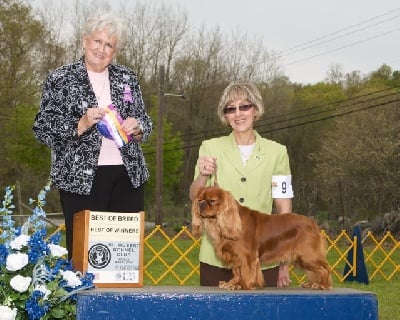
left=193, top=131, right=292, bottom=267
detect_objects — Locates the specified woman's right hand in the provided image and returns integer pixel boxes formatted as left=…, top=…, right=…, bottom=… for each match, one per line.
left=189, top=156, right=217, bottom=200
left=78, top=107, right=105, bottom=136
left=199, top=156, right=217, bottom=176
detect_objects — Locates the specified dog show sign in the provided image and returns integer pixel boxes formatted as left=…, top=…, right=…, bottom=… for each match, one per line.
left=72, top=210, right=144, bottom=288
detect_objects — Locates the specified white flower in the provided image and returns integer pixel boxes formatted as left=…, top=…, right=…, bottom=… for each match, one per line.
left=34, top=284, right=51, bottom=300
left=60, top=270, right=82, bottom=288
left=10, top=275, right=32, bottom=293
left=6, top=252, right=29, bottom=271
left=48, top=243, right=68, bottom=257
left=9, top=235, right=30, bottom=250
left=0, top=305, right=17, bottom=320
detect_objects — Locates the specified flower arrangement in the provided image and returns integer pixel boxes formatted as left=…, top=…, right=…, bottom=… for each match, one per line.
left=0, top=183, right=94, bottom=320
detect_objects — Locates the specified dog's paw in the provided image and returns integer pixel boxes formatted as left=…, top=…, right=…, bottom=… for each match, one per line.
left=219, top=280, right=242, bottom=290
left=301, top=281, right=331, bottom=290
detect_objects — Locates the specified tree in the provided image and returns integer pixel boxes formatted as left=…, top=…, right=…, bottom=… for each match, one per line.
left=0, top=0, right=61, bottom=210
left=2, top=104, right=55, bottom=213
left=119, top=2, right=188, bottom=86
left=313, top=94, right=400, bottom=220
left=277, top=82, right=346, bottom=213
left=326, top=63, right=344, bottom=84
left=369, top=64, right=392, bottom=81
left=0, top=0, right=46, bottom=109
left=141, top=105, right=185, bottom=220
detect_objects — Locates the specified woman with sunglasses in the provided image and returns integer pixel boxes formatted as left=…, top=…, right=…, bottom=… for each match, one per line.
left=189, top=80, right=294, bottom=288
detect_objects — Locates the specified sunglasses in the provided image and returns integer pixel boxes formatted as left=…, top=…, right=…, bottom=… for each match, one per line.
left=223, top=104, right=253, bottom=114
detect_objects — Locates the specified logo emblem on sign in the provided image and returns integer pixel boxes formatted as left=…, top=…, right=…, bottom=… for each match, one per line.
left=88, top=243, right=111, bottom=269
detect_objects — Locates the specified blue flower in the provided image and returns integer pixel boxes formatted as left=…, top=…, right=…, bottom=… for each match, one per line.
left=0, top=244, right=8, bottom=265
left=48, top=231, right=61, bottom=244
left=0, top=182, right=94, bottom=319
left=80, top=271, right=95, bottom=288
left=28, top=229, right=48, bottom=264
left=25, top=290, right=50, bottom=320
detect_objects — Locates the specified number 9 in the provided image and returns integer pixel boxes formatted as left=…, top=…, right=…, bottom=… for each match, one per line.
left=282, top=181, right=287, bottom=194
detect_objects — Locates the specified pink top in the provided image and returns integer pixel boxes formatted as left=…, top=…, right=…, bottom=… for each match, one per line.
left=87, top=69, right=123, bottom=165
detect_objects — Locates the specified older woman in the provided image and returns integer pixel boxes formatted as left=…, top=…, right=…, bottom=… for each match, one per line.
left=33, top=10, right=152, bottom=259
left=189, top=80, right=294, bottom=287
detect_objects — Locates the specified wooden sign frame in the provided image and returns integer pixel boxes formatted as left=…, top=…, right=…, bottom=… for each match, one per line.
left=72, top=210, right=144, bottom=288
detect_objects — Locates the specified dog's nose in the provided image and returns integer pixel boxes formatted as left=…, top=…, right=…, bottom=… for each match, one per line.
left=198, top=200, right=207, bottom=211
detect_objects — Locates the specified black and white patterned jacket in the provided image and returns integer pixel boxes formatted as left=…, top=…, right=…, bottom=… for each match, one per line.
left=32, top=58, right=153, bottom=195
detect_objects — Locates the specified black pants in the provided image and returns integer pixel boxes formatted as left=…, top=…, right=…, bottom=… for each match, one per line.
left=59, top=165, right=145, bottom=260
left=200, top=262, right=280, bottom=287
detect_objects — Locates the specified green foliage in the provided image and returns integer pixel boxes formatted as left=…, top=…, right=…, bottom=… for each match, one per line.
left=3, top=104, right=50, bottom=175
left=312, top=96, right=400, bottom=217
left=0, top=0, right=46, bottom=108
left=141, top=106, right=185, bottom=217
left=293, top=82, right=347, bottom=107
left=0, top=0, right=58, bottom=208
left=282, top=82, right=347, bottom=213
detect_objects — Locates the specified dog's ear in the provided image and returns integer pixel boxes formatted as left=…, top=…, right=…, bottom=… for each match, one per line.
left=191, top=193, right=203, bottom=237
left=218, top=190, right=242, bottom=240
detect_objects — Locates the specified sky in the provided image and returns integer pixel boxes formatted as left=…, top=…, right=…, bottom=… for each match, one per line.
left=167, top=0, right=400, bottom=84
left=31, top=0, right=400, bottom=85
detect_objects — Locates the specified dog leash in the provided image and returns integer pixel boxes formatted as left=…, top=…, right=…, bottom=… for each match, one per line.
left=213, top=164, right=219, bottom=187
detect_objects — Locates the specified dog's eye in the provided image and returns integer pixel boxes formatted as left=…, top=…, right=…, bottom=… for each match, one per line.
left=208, top=199, right=216, bottom=205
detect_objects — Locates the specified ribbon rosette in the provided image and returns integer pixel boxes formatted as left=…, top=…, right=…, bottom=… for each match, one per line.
left=123, top=85, right=133, bottom=103
left=97, top=104, right=132, bottom=148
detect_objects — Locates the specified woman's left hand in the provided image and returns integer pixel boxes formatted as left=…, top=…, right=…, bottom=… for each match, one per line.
left=122, top=117, right=142, bottom=139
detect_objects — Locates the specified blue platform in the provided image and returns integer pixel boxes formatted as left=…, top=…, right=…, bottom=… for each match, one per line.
left=76, top=286, right=378, bottom=320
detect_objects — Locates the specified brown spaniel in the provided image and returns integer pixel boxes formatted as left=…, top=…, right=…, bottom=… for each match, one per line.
left=192, top=186, right=332, bottom=290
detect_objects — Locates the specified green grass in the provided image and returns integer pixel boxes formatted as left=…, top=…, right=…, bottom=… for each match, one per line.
left=144, top=234, right=200, bottom=285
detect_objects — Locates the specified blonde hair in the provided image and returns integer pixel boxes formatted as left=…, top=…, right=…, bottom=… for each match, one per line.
left=217, top=80, right=264, bottom=126
left=81, top=10, right=127, bottom=51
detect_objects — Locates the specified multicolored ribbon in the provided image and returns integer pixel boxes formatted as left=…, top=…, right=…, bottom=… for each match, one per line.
left=97, top=104, right=132, bottom=148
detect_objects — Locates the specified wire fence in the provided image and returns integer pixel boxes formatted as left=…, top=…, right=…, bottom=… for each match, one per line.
left=7, top=219, right=397, bottom=286
left=144, top=226, right=399, bottom=285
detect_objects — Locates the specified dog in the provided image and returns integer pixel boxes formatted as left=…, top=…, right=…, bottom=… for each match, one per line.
left=191, top=186, right=332, bottom=290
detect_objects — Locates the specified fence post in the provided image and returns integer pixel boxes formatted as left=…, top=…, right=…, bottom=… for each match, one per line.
left=343, top=225, right=369, bottom=284
left=352, top=235, right=357, bottom=276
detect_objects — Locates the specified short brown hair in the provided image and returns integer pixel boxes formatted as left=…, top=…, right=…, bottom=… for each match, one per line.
left=217, top=80, right=264, bottom=126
